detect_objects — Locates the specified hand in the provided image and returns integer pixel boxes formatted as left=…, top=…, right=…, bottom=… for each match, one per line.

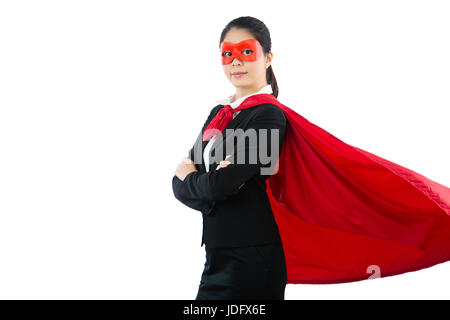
left=215, top=154, right=232, bottom=171
left=174, top=157, right=198, bottom=181
left=215, top=154, right=245, bottom=190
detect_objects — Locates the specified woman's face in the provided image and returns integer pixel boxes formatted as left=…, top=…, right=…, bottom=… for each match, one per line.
left=221, top=28, right=272, bottom=90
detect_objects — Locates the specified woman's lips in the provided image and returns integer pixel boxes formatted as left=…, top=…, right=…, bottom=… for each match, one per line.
left=232, top=72, right=247, bottom=78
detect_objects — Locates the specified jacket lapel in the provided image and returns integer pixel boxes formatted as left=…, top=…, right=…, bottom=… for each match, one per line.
left=204, top=108, right=248, bottom=172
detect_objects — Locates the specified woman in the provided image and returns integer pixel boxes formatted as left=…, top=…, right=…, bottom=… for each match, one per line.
left=173, top=15, right=450, bottom=294
left=173, top=16, right=288, bottom=299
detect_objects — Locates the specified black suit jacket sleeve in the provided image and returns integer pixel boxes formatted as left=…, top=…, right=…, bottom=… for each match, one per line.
left=171, top=105, right=221, bottom=214
left=175, top=105, right=286, bottom=202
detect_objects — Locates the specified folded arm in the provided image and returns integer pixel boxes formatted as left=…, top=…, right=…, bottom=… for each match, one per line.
left=171, top=105, right=222, bottom=213
left=175, top=105, right=286, bottom=202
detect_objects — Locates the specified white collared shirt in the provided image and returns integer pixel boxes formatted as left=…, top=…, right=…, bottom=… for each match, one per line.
left=204, top=84, right=273, bottom=172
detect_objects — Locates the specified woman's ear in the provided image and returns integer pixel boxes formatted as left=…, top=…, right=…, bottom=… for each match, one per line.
left=265, top=51, right=273, bottom=69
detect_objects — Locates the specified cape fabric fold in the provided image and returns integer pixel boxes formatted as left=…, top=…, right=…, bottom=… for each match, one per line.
left=244, top=93, right=450, bottom=284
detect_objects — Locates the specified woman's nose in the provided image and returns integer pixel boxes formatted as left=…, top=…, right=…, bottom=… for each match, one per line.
left=231, top=57, right=242, bottom=65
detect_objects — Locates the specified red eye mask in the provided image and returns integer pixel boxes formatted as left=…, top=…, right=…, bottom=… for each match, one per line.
left=220, top=39, right=263, bottom=65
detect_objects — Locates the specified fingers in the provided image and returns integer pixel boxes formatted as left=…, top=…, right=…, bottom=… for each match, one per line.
left=216, top=154, right=232, bottom=171
left=216, top=161, right=230, bottom=170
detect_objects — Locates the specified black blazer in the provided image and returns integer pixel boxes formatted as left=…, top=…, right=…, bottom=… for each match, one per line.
left=172, top=102, right=287, bottom=248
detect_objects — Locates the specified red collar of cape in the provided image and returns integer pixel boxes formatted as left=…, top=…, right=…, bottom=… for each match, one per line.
left=218, top=93, right=450, bottom=284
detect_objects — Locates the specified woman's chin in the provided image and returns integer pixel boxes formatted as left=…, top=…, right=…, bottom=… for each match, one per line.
left=230, top=79, right=250, bottom=86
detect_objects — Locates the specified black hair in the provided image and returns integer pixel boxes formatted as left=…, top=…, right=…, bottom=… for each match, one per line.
left=219, top=16, right=279, bottom=98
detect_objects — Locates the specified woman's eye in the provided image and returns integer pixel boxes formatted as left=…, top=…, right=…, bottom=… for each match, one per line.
left=222, top=51, right=232, bottom=57
left=242, top=49, right=254, bottom=55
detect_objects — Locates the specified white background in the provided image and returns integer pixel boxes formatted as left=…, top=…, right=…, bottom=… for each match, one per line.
left=0, top=0, right=449, bottom=299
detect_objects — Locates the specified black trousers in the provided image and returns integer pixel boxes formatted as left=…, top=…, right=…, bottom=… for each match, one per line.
left=195, top=242, right=287, bottom=300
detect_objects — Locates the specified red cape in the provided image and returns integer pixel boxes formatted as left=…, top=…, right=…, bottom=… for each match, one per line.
left=244, top=93, right=450, bottom=284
